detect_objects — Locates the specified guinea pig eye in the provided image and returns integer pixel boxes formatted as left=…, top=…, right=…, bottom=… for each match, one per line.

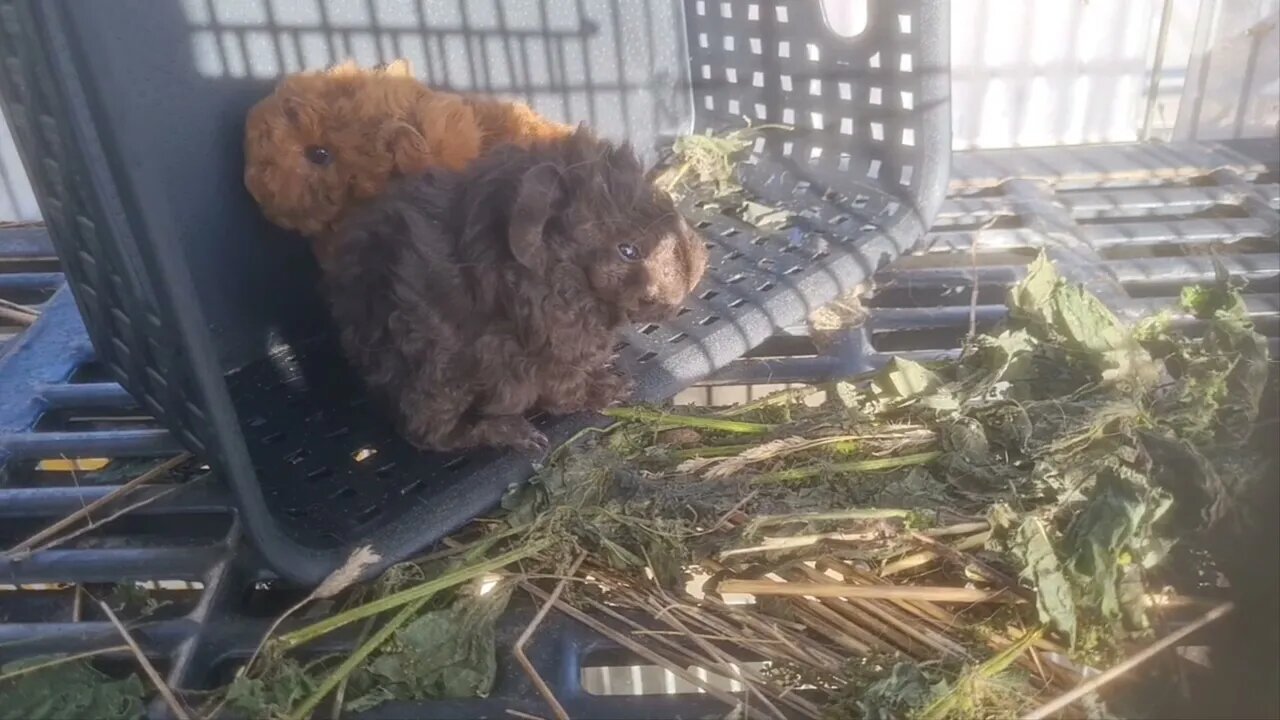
left=617, top=243, right=642, bottom=262
left=304, top=145, right=333, bottom=166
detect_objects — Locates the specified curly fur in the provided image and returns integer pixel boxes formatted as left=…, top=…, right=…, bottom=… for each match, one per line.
left=243, top=59, right=571, bottom=244
left=324, top=128, right=708, bottom=452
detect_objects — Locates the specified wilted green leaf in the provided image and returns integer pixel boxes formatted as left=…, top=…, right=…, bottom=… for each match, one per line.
left=854, top=663, right=947, bottom=720
left=869, top=357, right=958, bottom=412
left=224, top=656, right=321, bottom=720
left=1064, top=467, right=1172, bottom=624
left=1150, top=271, right=1270, bottom=447
left=349, top=582, right=514, bottom=710
left=0, top=657, right=146, bottom=720
left=1007, top=252, right=1159, bottom=388
left=873, top=357, right=944, bottom=399
left=943, top=418, right=990, bottom=465
left=1008, top=253, right=1127, bottom=356
left=1012, top=519, right=1077, bottom=644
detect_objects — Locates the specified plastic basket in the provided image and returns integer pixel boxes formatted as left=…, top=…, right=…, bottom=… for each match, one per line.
left=0, top=0, right=950, bottom=584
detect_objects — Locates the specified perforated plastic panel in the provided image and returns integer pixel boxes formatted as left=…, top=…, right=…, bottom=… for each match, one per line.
left=0, top=0, right=950, bottom=583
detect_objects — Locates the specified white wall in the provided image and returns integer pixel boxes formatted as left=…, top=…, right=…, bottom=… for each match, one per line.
left=0, top=112, right=40, bottom=223
left=2, top=0, right=1277, bottom=222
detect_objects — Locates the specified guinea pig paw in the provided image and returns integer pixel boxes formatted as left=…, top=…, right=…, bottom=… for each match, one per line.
left=513, top=429, right=551, bottom=457
left=585, top=371, right=632, bottom=410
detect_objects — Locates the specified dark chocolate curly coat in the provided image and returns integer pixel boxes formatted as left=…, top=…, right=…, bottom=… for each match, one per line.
left=323, top=128, right=707, bottom=452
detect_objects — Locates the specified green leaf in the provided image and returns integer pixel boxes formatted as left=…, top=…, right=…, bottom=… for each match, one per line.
left=854, top=663, right=947, bottom=720
left=225, top=656, right=322, bottom=720
left=872, top=357, right=944, bottom=399
left=0, top=657, right=146, bottom=720
left=350, top=582, right=514, bottom=709
left=1011, top=519, right=1078, bottom=644
left=1179, top=258, right=1247, bottom=320
left=1007, top=251, right=1159, bottom=388
left=869, top=357, right=958, bottom=412
left=1153, top=273, right=1270, bottom=446
left=1179, top=284, right=1218, bottom=319
left=1064, top=466, right=1172, bottom=624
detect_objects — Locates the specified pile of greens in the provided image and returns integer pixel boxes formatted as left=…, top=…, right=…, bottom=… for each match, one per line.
left=5, top=253, right=1271, bottom=720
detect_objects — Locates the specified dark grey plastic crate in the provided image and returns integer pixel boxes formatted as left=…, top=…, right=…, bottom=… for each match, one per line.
left=0, top=0, right=951, bottom=584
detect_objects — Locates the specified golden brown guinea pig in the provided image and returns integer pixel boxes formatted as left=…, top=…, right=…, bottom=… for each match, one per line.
left=243, top=59, right=572, bottom=249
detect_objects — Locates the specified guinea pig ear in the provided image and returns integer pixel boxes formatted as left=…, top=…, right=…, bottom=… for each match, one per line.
left=380, top=58, right=414, bottom=77
left=380, top=122, right=433, bottom=175
left=508, top=163, right=562, bottom=273
left=325, top=59, right=361, bottom=76
left=280, top=96, right=317, bottom=129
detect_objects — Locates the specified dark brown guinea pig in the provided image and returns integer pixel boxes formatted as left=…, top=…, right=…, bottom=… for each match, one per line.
left=324, top=127, right=708, bottom=453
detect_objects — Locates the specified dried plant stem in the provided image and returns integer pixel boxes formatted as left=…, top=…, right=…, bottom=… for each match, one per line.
left=1023, top=602, right=1235, bottom=720
left=921, top=626, right=1044, bottom=720
left=813, top=559, right=1077, bottom=694
left=746, top=508, right=912, bottom=531
left=658, top=162, right=692, bottom=193
left=287, top=595, right=435, bottom=720
left=24, top=482, right=192, bottom=558
left=699, top=561, right=848, bottom=672
left=671, top=443, right=759, bottom=460
left=594, top=590, right=821, bottom=720
left=880, top=531, right=991, bottom=576
left=505, top=711, right=549, bottom=720
left=604, top=407, right=774, bottom=434
left=818, top=556, right=1068, bottom=683
left=714, top=387, right=818, bottom=417
left=700, top=596, right=845, bottom=673
left=644, top=601, right=799, bottom=720
left=719, top=579, right=1024, bottom=604
left=5, top=453, right=190, bottom=559
left=662, top=586, right=839, bottom=674
left=515, top=554, right=586, bottom=720
left=0, top=645, right=130, bottom=683
left=98, top=600, right=191, bottom=720
left=832, top=560, right=974, bottom=629
left=909, top=531, right=1031, bottom=598
left=523, top=583, right=744, bottom=710
left=0, top=303, right=38, bottom=326
left=751, top=451, right=940, bottom=483
left=594, top=602, right=792, bottom=720
left=791, top=564, right=969, bottom=659
left=792, top=604, right=878, bottom=654
left=781, top=570, right=912, bottom=656
left=278, top=540, right=550, bottom=650
left=817, top=558, right=960, bottom=626
left=0, top=297, right=38, bottom=316
left=630, top=630, right=786, bottom=642
left=696, top=436, right=877, bottom=479
left=921, top=521, right=991, bottom=537
left=719, top=530, right=881, bottom=559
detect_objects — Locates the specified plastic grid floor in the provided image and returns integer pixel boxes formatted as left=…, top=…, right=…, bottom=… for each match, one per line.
left=1, top=140, right=1277, bottom=719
